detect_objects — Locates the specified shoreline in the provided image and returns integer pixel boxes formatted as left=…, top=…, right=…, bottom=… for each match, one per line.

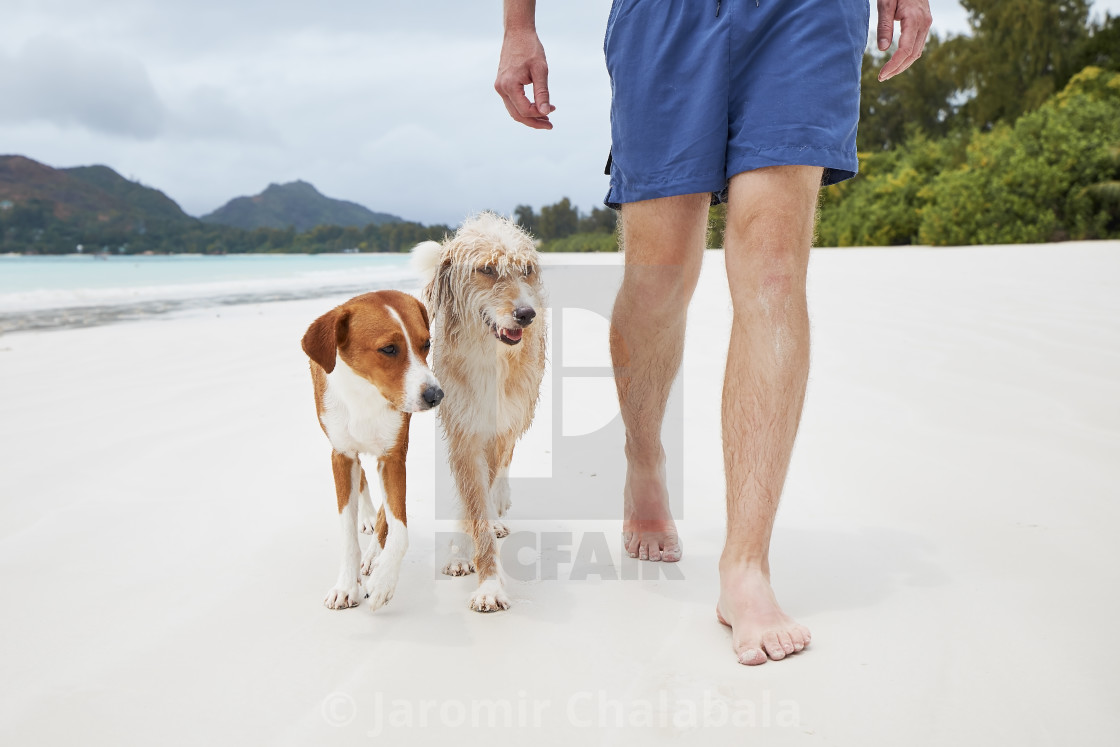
left=4, top=241, right=1117, bottom=337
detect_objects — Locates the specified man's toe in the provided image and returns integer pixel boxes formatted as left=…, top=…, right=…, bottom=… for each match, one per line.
left=736, top=645, right=768, bottom=666
left=661, top=540, right=682, bottom=562
left=762, top=632, right=786, bottom=660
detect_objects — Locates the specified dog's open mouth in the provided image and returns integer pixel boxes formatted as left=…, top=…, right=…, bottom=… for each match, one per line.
left=491, top=324, right=523, bottom=345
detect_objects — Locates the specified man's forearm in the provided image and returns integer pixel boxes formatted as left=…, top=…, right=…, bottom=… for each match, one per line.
left=503, top=0, right=537, bottom=32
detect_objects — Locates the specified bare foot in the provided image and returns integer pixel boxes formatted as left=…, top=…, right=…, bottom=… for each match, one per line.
left=716, top=563, right=810, bottom=665
left=622, top=462, right=681, bottom=562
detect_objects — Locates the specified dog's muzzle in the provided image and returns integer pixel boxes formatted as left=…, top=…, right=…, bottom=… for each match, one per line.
left=513, top=306, right=536, bottom=327
left=422, top=384, right=445, bottom=408
left=490, top=305, right=536, bottom=346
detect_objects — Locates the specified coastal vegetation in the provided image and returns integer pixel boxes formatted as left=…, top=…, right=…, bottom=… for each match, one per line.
left=816, top=1, right=1120, bottom=246
left=1, top=1, right=1116, bottom=254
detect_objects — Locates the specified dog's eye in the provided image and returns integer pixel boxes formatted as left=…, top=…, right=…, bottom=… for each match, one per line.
left=524, top=266, right=535, bottom=277
left=422, top=339, right=431, bottom=350
left=378, top=345, right=397, bottom=356
left=478, top=266, right=495, bottom=276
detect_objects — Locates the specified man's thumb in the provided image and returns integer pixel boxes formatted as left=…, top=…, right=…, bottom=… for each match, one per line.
left=878, top=1, right=895, bottom=51
left=531, top=62, right=551, bottom=115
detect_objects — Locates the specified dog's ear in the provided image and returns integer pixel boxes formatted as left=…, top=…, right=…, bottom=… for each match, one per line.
left=301, top=308, right=351, bottom=373
left=432, top=257, right=453, bottom=315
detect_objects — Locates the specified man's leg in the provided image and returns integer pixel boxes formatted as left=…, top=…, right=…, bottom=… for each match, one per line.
left=612, top=193, right=710, bottom=562
left=716, top=165, right=818, bottom=665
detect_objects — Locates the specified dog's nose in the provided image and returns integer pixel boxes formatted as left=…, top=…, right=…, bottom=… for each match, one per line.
left=513, top=306, right=536, bottom=327
left=422, top=385, right=444, bottom=408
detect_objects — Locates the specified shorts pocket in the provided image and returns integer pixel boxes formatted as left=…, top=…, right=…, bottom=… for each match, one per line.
left=604, top=0, right=639, bottom=56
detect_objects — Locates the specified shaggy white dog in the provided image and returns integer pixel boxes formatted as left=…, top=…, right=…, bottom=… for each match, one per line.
left=413, top=213, right=547, bottom=611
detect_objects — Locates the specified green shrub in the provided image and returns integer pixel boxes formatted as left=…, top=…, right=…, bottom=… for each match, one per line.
left=818, top=135, right=957, bottom=246
left=539, top=231, right=618, bottom=253
left=817, top=66, right=1120, bottom=247
left=918, top=66, right=1120, bottom=244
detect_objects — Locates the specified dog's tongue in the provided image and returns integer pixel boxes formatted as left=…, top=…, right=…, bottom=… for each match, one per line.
left=501, top=328, right=523, bottom=343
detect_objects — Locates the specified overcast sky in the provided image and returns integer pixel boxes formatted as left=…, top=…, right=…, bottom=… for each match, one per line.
left=2, top=0, right=1117, bottom=226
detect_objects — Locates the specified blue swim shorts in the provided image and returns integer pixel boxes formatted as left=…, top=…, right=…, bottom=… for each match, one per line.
left=604, top=0, right=870, bottom=208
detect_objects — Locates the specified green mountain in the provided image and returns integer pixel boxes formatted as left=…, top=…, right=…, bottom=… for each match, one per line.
left=201, top=180, right=402, bottom=231
left=0, top=155, right=195, bottom=232
left=0, top=155, right=432, bottom=255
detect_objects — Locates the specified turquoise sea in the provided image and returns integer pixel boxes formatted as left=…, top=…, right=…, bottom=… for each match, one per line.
left=0, top=253, right=415, bottom=335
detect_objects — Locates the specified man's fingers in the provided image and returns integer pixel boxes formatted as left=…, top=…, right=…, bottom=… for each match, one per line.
left=877, top=0, right=898, bottom=51
left=494, top=65, right=552, bottom=128
left=494, top=29, right=554, bottom=131
left=499, top=93, right=553, bottom=130
left=530, top=61, right=551, bottom=117
left=878, top=3, right=932, bottom=81
left=501, top=75, right=538, bottom=119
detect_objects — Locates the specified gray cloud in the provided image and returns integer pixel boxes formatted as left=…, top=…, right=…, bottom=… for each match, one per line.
left=1, top=0, right=1118, bottom=225
left=164, top=85, right=277, bottom=143
left=0, top=36, right=165, bottom=138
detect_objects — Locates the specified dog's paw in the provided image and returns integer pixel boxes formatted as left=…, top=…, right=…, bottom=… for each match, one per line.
left=442, top=558, right=476, bottom=576
left=324, top=584, right=362, bottom=610
left=468, top=579, right=510, bottom=613
left=359, top=515, right=377, bottom=535
left=361, top=546, right=382, bottom=576
left=492, top=521, right=510, bottom=539
left=442, top=537, right=475, bottom=576
left=365, top=572, right=398, bottom=611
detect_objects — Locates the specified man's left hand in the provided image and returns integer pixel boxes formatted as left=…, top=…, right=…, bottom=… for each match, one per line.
left=876, top=0, right=933, bottom=82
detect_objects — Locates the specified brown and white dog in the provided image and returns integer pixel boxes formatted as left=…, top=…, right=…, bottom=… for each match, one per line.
left=302, top=290, right=443, bottom=612
left=412, top=213, right=546, bottom=612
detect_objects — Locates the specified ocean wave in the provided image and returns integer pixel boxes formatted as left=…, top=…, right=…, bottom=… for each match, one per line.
left=0, top=262, right=423, bottom=335
left=0, top=266, right=419, bottom=313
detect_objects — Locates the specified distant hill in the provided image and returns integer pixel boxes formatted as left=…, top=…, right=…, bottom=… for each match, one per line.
left=0, top=155, right=195, bottom=231
left=201, top=180, right=402, bottom=231
left=0, top=155, right=430, bottom=254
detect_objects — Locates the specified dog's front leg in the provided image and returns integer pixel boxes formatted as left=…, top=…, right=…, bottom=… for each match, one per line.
left=452, top=435, right=509, bottom=612
left=325, top=451, right=363, bottom=609
left=359, top=465, right=388, bottom=576
left=357, top=467, right=379, bottom=536
left=487, top=435, right=516, bottom=538
left=366, top=426, right=411, bottom=611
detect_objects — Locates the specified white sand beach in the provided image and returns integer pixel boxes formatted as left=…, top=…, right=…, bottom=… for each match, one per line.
left=1, top=243, right=1118, bottom=745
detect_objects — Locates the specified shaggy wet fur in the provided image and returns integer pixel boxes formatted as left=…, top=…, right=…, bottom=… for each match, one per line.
left=413, top=212, right=546, bottom=612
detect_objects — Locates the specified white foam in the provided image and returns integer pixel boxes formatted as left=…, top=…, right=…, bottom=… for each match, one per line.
left=0, top=260, right=417, bottom=313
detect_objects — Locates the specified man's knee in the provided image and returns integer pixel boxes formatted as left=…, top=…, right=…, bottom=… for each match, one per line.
left=618, top=196, right=707, bottom=310
left=722, top=167, right=818, bottom=307
left=619, top=193, right=709, bottom=261
left=723, top=215, right=810, bottom=296
left=724, top=166, right=821, bottom=241
left=618, top=261, right=700, bottom=315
